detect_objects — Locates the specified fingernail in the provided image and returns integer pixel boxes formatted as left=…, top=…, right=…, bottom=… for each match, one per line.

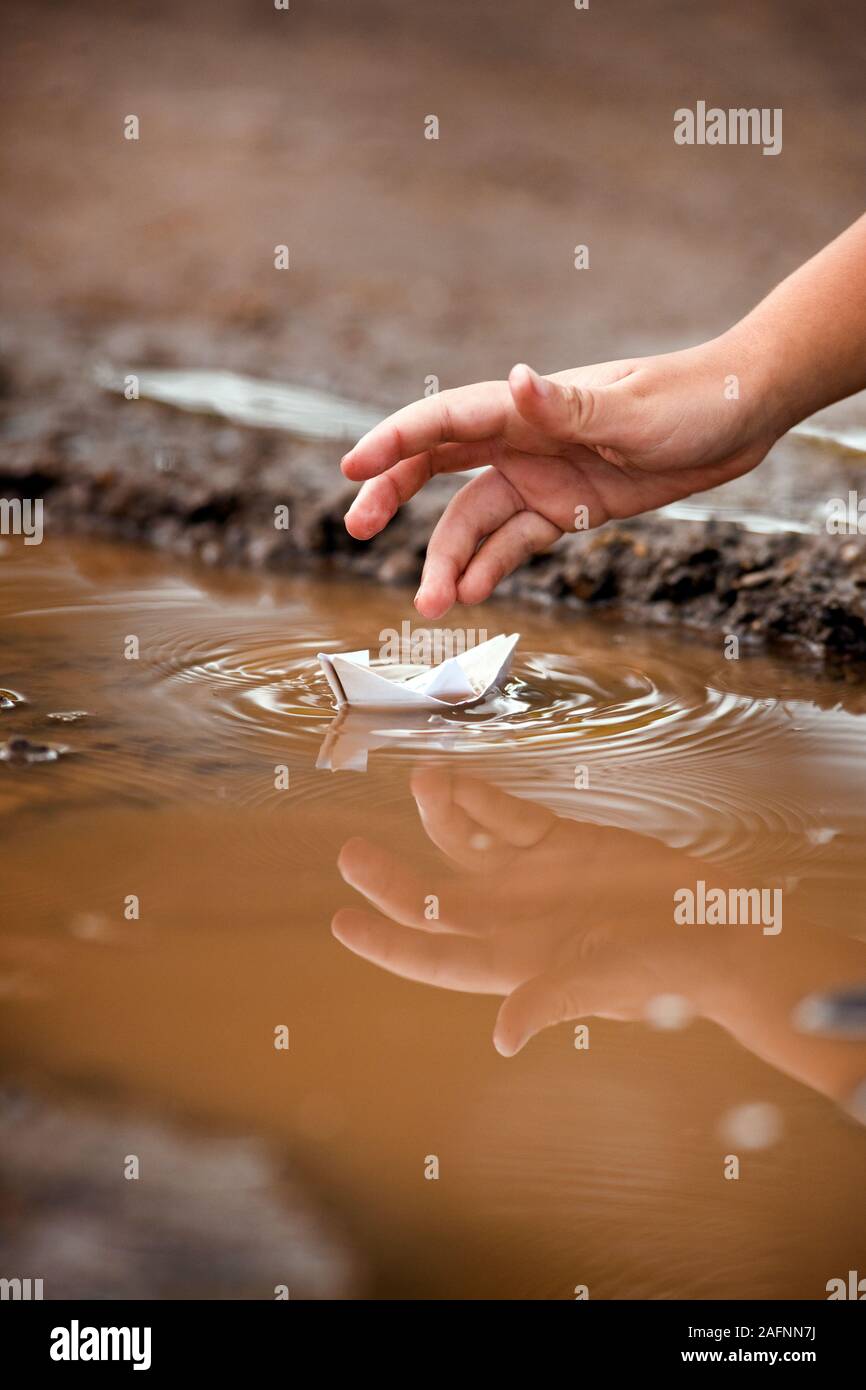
left=514, top=363, right=549, bottom=398
left=530, top=368, right=551, bottom=398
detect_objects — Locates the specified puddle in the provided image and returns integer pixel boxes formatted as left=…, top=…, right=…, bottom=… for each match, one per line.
left=1, top=537, right=865, bottom=1297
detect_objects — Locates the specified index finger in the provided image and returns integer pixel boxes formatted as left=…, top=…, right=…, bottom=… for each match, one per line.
left=331, top=908, right=495, bottom=992
left=341, top=380, right=510, bottom=481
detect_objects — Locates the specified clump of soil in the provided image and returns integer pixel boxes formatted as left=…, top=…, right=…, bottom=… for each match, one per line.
left=1, top=323, right=864, bottom=668
left=0, top=735, right=65, bottom=764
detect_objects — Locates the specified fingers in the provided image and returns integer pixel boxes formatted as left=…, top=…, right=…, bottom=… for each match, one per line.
left=410, top=768, right=555, bottom=861
left=456, top=508, right=561, bottom=606
left=344, top=453, right=432, bottom=540
left=451, top=774, right=556, bottom=848
left=341, top=381, right=511, bottom=482
left=409, top=767, right=515, bottom=871
left=508, top=362, right=630, bottom=448
left=493, top=967, right=611, bottom=1057
left=344, top=440, right=496, bottom=540
left=337, top=835, right=493, bottom=935
left=331, top=907, right=494, bottom=992
left=416, top=469, right=521, bottom=619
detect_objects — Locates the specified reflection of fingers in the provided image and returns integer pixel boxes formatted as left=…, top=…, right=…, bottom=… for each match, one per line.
left=457, top=510, right=561, bottom=606
left=450, top=774, right=556, bottom=848
left=493, top=968, right=611, bottom=1056
left=409, top=767, right=512, bottom=870
left=341, top=382, right=510, bottom=481
left=337, top=836, right=493, bottom=935
left=331, top=908, right=493, bottom=991
left=416, top=469, right=521, bottom=620
left=344, top=441, right=497, bottom=539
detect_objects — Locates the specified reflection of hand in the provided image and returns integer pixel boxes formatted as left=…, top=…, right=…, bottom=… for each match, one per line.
left=333, top=769, right=866, bottom=1114
left=333, top=767, right=710, bottom=1056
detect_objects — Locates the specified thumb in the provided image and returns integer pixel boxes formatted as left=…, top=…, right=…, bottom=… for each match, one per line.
left=493, top=966, right=615, bottom=1058
left=508, top=362, right=625, bottom=446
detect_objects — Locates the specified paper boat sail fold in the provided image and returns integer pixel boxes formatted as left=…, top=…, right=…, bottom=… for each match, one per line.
left=317, top=633, right=519, bottom=710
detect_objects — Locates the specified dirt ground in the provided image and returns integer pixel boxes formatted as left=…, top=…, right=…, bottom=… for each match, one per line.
left=1, top=0, right=865, bottom=661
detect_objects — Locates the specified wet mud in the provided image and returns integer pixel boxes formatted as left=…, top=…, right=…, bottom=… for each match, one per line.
left=2, top=0, right=866, bottom=666
left=3, top=331, right=865, bottom=667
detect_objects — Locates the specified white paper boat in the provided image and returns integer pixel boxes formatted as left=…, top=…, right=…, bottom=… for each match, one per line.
left=317, top=633, right=520, bottom=710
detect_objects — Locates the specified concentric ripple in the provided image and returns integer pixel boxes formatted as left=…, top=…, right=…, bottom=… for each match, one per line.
left=135, top=615, right=866, bottom=868
left=2, top=539, right=866, bottom=875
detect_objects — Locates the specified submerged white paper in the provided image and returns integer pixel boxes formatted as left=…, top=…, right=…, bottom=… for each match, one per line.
left=317, top=633, right=519, bottom=710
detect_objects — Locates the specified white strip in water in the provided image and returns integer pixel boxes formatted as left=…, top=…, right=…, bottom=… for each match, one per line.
left=93, top=364, right=383, bottom=442
left=659, top=502, right=817, bottom=535
left=93, top=365, right=864, bottom=536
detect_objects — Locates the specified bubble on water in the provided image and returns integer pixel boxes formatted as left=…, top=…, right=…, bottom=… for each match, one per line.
left=805, top=826, right=838, bottom=846
left=718, top=1101, right=782, bottom=1150
left=644, top=993, right=694, bottom=1030
left=469, top=832, right=494, bottom=851
left=0, top=689, right=25, bottom=710
left=47, top=711, right=90, bottom=723
left=69, top=913, right=112, bottom=942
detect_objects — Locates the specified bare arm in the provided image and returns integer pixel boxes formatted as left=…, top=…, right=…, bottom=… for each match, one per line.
left=341, top=213, right=866, bottom=619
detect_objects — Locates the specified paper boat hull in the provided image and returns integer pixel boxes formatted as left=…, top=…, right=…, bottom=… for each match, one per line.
left=317, top=633, right=519, bottom=709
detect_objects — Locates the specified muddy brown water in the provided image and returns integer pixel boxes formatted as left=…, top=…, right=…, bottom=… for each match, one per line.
left=1, top=536, right=865, bottom=1299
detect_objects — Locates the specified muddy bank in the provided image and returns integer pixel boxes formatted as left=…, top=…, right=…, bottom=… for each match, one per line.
left=2, top=0, right=865, bottom=665
left=0, top=1088, right=360, bottom=1299
left=2, top=326, right=865, bottom=668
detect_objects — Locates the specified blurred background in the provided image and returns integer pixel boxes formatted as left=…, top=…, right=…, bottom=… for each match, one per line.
left=2, top=0, right=865, bottom=407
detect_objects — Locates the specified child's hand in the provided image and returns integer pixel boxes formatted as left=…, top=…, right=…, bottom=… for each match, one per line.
left=341, top=213, right=866, bottom=618
left=341, top=333, right=779, bottom=619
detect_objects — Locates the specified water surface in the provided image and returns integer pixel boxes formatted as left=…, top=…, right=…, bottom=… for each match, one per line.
left=1, top=538, right=865, bottom=1298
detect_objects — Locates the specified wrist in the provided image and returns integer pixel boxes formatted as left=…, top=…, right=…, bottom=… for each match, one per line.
left=711, top=318, right=799, bottom=443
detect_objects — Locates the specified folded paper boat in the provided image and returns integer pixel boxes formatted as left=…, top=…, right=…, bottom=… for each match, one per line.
left=317, top=633, right=520, bottom=710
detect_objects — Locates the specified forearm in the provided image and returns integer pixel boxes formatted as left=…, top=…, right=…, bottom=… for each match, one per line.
left=730, top=212, right=866, bottom=435
left=695, top=922, right=866, bottom=1107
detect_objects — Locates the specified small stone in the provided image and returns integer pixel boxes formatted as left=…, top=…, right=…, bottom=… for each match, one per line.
left=736, top=569, right=775, bottom=590
left=0, top=736, right=64, bottom=764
